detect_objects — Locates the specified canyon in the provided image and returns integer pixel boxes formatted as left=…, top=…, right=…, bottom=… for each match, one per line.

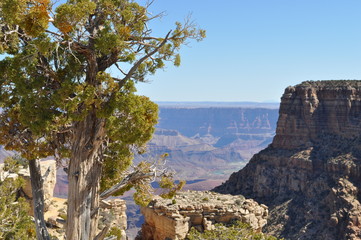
left=127, top=104, right=279, bottom=238
left=138, top=105, right=279, bottom=185
left=215, top=81, right=361, bottom=240
left=7, top=80, right=361, bottom=239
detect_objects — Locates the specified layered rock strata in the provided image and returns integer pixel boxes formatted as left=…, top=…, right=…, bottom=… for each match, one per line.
left=139, top=190, right=268, bottom=240
left=214, top=80, right=361, bottom=240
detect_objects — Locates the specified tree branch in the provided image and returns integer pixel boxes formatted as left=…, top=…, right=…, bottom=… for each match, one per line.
left=98, top=51, right=120, bottom=72
left=45, top=30, right=62, bottom=37
left=100, top=170, right=154, bottom=200
left=114, top=63, right=127, bottom=76
left=120, top=30, right=172, bottom=84
left=94, top=226, right=110, bottom=240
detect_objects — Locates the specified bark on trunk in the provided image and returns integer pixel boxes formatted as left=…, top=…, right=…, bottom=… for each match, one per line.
left=29, top=159, right=50, bottom=240
left=66, top=112, right=105, bottom=240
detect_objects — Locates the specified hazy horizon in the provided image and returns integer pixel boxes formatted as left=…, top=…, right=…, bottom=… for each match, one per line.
left=156, top=101, right=280, bottom=109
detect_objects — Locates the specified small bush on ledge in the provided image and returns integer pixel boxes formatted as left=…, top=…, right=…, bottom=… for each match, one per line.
left=186, top=221, right=282, bottom=240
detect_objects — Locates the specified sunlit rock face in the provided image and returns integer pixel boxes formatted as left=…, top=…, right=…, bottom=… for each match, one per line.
left=138, top=191, right=268, bottom=240
left=273, top=81, right=361, bottom=149
left=214, top=81, right=361, bottom=240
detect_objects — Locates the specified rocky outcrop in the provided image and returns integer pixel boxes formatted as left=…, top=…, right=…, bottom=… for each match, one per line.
left=214, top=81, right=361, bottom=240
left=100, top=199, right=127, bottom=240
left=138, top=190, right=268, bottom=240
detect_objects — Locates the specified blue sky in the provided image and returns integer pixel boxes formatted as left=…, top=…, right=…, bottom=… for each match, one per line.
left=134, top=0, right=361, bottom=102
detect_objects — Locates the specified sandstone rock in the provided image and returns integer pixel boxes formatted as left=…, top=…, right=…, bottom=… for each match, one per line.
left=139, top=190, right=268, bottom=240
left=214, top=81, right=361, bottom=240
left=202, top=217, right=214, bottom=231
left=100, top=199, right=127, bottom=240
left=47, top=216, right=61, bottom=228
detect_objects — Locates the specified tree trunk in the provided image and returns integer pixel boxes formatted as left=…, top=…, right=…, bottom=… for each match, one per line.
left=29, top=159, right=50, bottom=240
left=66, top=112, right=105, bottom=239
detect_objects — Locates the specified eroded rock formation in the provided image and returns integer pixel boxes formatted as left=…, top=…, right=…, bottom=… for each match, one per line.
left=139, top=190, right=268, bottom=240
left=100, top=199, right=127, bottom=240
left=214, top=81, right=361, bottom=240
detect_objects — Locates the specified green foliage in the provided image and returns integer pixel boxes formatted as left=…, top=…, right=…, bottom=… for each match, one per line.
left=102, top=155, right=187, bottom=207
left=58, top=213, right=68, bottom=221
left=0, top=158, right=36, bottom=239
left=106, top=227, right=124, bottom=240
left=186, top=221, right=282, bottom=240
left=0, top=0, right=50, bottom=37
left=0, top=1, right=205, bottom=234
left=0, top=0, right=204, bottom=162
left=159, top=176, right=186, bottom=199
left=54, top=0, right=96, bottom=34
left=3, top=155, right=28, bottom=171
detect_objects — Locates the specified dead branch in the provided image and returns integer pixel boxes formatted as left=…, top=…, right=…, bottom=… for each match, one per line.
left=100, top=169, right=154, bottom=199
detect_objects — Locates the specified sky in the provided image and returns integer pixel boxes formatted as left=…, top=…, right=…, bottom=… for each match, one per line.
left=133, top=0, right=361, bottom=102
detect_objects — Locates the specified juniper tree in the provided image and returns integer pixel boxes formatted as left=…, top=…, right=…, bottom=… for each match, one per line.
left=0, top=0, right=205, bottom=239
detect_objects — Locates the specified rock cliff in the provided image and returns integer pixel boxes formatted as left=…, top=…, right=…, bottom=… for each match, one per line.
left=214, top=81, right=361, bottom=240
left=138, top=191, right=268, bottom=240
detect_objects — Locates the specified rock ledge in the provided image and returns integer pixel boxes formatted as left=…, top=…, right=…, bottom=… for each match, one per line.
left=139, top=190, right=268, bottom=240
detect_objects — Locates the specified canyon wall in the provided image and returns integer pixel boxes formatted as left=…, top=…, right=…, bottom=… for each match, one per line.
left=214, top=81, right=361, bottom=240
left=136, top=107, right=278, bottom=182
left=157, top=107, right=278, bottom=138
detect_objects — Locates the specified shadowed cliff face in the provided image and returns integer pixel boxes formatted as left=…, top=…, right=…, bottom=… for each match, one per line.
left=214, top=81, right=361, bottom=240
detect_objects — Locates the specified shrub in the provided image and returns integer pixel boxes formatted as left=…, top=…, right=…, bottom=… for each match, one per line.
left=106, top=227, right=123, bottom=240
left=186, top=221, right=283, bottom=240
left=0, top=157, right=36, bottom=239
